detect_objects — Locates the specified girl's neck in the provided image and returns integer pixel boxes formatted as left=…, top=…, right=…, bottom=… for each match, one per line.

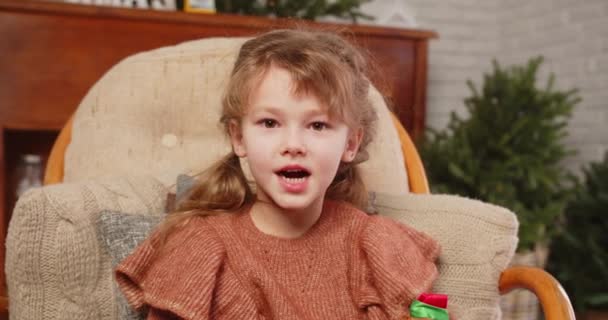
left=249, top=199, right=324, bottom=239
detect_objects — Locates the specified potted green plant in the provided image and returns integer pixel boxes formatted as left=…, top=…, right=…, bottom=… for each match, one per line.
left=547, top=152, right=608, bottom=319
left=420, top=56, right=580, bottom=252
left=419, top=56, right=581, bottom=319
left=213, top=0, right=374, bottom=22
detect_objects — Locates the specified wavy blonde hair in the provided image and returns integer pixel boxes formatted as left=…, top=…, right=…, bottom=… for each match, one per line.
left=156, top=28, right=378, bottom=244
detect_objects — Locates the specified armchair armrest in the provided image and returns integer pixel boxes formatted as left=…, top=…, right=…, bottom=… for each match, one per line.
left=499, top=266, right=575, bottom=320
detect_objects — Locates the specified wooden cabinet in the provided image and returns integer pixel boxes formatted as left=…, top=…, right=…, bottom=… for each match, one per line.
left=0, top=0, right=436, bottom=312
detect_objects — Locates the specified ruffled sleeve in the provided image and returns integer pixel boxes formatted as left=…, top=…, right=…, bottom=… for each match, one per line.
left=355, top=215, right=441, bottom=320
left=115, top=217, right=252, bottom=319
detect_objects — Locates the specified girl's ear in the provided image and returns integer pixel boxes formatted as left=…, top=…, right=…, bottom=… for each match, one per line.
left=341, top=127, right=364, bottom=163
left=228, top=120, right=247, bottom=157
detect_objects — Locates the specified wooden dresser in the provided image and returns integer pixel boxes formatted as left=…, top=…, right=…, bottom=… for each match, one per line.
left=0, top=0, right=436, bottom=314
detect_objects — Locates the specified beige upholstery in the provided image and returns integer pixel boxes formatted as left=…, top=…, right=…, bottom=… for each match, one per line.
left=64, top=37, right=409, bottom=194
left=6, top=176, right=517, bottom=320
left=371, top=192, right=518, bottom=319
left=6, top=176, right=167, bottom=319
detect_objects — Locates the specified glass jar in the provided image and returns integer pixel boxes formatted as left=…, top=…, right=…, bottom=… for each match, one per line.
left=15, top=154, right=43, bottom=198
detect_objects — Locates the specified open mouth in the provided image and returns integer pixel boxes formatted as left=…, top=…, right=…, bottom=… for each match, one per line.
left=275, top=166, right=311, bottom=192
left=275, top=167, right=311, bottom=183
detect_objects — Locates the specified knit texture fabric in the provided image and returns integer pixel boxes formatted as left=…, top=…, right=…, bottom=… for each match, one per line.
left=115, top=200, right=440, bottom=319
left=5, top=176, right=168, bottom=320
left=370, top=192, right=519, bottom=320
left=6, top=178, right=518, bottom=320
left=97, top=211, right=164, bottom=320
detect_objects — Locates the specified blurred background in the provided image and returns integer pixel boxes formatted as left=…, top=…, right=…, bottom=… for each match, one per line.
left=1, top=0, right=606, bottom=319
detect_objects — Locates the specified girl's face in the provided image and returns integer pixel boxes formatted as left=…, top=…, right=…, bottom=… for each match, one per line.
left=230, top=65, right=362, bottom=212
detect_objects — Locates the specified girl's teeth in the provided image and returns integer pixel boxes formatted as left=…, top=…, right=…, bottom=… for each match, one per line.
left=282, top=176, right=306, bottom=183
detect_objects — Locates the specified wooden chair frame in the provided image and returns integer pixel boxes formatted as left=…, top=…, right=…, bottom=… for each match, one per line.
left=39, top=112, right=575, bottom=320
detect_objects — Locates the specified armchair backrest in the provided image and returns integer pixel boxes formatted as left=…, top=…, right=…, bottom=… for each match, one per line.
left=44, top=37, right=429, bottom=194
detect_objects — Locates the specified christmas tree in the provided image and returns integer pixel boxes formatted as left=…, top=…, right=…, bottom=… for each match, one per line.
left=419, top=57, right=580, bottom=252
left=215, top=0, right=374, bottom=22
left=548, top=152, right=608, bottom=312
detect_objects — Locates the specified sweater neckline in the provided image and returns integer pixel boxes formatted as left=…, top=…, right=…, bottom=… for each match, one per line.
left=235, top=200, right=340, bottom=252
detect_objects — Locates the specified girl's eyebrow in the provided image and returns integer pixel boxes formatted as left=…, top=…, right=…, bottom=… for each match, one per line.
left=252, top=105, right=329, bottom=118
left=303, top=108, right=329, bottom=118
left=253, top=106, right=328, bottom=118
left=252, top=106, right=283, bottom=115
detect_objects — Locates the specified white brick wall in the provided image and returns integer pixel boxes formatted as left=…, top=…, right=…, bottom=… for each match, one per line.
left=413, top=0, right=500, bottom=131
left=498, top=0, right=608, bottom=172
left=361, top=0, right=501, bottom=131
left=362, top=0, right=608, bottom=174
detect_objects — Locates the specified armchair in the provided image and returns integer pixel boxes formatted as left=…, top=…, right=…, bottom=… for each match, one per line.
left=44, top=104, right=576, bottom=320
left=4, top=28, right=574, bottom=320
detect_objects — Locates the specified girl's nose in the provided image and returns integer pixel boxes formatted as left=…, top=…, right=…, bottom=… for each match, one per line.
left=281, top=128, right=307, bottom=156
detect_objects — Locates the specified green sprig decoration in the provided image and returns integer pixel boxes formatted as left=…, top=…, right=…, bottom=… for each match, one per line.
left=547, top=152, right=608, bottom=313
left=419, top=56, right=581, bottom=252
left=215, top=0, right=374, bottom=23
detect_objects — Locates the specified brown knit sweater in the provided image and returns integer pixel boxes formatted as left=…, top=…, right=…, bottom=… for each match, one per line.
left=115, top=200, right=440, bottom=319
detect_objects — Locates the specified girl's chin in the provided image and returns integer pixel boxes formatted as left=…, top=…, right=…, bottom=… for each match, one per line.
left=273, top=199, right=314, bottom=211
left=267, top=194, right=323, bottom=212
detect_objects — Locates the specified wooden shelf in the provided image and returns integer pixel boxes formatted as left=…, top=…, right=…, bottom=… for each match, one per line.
left=0, top=0, right=437, bottom=314
left=3, top=130, right=58, bottom=227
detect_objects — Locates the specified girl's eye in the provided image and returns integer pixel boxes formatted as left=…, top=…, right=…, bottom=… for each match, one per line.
left=311, top=121, right=329, bottom=131
left=260, top=119, right=278, bottom=128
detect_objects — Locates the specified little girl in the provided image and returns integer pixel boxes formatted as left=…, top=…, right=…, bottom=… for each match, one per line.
left=116, top=28, right=440, bottom=319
